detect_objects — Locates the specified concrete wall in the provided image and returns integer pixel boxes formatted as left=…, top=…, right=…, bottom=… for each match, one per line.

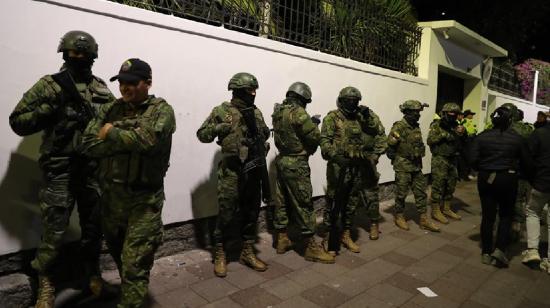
left=0, top=0, right=434, bottom=255
left=489, top=90, right=550, bottom=123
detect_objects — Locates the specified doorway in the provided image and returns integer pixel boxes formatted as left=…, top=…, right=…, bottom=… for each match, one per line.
left=436, top=71, right=465, bottom=114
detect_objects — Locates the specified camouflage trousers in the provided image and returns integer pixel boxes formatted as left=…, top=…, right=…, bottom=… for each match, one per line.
left=274, top=155, right=315, bottom=235
left=32, top=160, right=102, bottom=278
left=430, top=155, right=458, bottom=202
left=101, top=183, right=164, bottom=308
left=214, top=157, right=262, bottom=244
left=325, top=162, right=381, bottom=229
left=394, top=170, right=427, bottom=214
left=513, top=179, right=532, bottom=223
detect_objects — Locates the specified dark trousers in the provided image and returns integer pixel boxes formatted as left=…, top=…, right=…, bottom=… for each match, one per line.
left=477, top=170, right=518, bottom=254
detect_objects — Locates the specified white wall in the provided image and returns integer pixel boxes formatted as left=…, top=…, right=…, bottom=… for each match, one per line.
left=489, top=90, right=550, bottom=123
left=0, top=0, right=434, bottom=255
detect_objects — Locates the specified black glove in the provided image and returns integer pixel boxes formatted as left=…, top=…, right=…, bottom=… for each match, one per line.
left=359, top=105, right=370, bottom=119
left=311, top=116, right=321, bottom=125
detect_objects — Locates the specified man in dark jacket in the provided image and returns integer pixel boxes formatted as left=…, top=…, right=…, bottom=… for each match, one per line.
left=522, top=122, right=550, bottom=272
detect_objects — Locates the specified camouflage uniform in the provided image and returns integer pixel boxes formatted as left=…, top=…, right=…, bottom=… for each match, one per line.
left=321, top=87, right=386, bottom=251
left=9, top=31, right=114, bottom=308
left=427, top=103, right=465, bottom=224
left=82, top=91, right=176, bottom=308
left=271, top=82, right=334, bottom=263
left=387, top=100, right=439, bottom=232
left=197, top=73, right=270, bottom=276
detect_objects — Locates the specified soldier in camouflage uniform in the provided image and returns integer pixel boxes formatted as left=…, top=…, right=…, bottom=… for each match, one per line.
left=427, top=103, right=465, bottom=224
left=9, top=31, right=114, bottom=308
left=81, top=58, right=176, bottom=308
left=197, top=73, right=271, bottom=277
left=320, top=86, right=387, bottom=254
left=387, top=100, right=440, bottom=232
left=272, top=82, right=334, bottom=263
left=501, top=105, right=534, bottom=239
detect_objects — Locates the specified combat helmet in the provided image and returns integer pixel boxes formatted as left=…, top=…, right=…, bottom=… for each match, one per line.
left=399, top=100, right=428, bottom=112
left=441, top=102, right=461, bottom=113
left=501, top=103, right=520, bottom=120
left=228, top=72, right=259, bottom=91
left=57, top=30, right=98, bottom=59
left=286, top=82, right=312, bottom=102
left=338, top=86, right=362, bottom=101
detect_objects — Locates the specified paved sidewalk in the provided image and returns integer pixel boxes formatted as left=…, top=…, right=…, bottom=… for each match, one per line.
left=58, top=181, right=550, bottom=307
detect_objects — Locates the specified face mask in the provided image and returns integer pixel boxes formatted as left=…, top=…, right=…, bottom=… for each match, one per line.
left=64, top=54, right=94, bottom=80
left=442, top=113, right=458, bottom=127
left=338, top=98, right=359, bottom=117
left=404, top=111, right=420, bottom=124
left=234, top=88, right=256, bottom=106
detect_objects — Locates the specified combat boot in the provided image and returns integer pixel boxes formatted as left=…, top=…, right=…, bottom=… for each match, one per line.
left=394, top=214, right=409, bottom=230
left=276, top=230, right=292, bottom=254
left=420, top=213, right=440, bottom=232
left=239, top=242, right=267, bottom=271
left=87, top=275, right=118, bottom=298
left=304, top=237, right=335, bottom=264
left=442, top=201, right=461, bottom=220
left=341, top=229, right=360, bottom=253
left=431, top=203, right=449, bottom=224
left=369, top=223, right=379, bottom=240
left=321, top=234, right=337, bottom=257
left=35, top=275, right=55, bottom=308
left=213, top=244, right=227, bottom=277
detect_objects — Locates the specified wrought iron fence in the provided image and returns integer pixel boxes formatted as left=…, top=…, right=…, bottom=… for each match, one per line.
left=488, top=64, right=522, bottom=98
left=111, top=0, right=422, bottom=75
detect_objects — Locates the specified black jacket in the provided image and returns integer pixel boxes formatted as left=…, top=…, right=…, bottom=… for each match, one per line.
left=528, top=125, right=550, bottom=192
left=469, top=128, right=532, bottom=175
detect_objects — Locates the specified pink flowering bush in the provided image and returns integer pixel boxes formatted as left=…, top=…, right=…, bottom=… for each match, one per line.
left=515, top=59, right=550, bottom=106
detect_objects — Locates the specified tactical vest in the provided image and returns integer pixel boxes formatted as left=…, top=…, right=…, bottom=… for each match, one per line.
left=430, top=121, right=460, bottom=157
left=272, top=103, right=306, bottom=155
left=214, top=102, right=265, bottom=155
left=331, top=111, right=376, bottom=157
left=100, top=97, right=171, bottom=190
left=395, top=120, right=425, bottom=160
left=42, top=74, right=112, bottom=157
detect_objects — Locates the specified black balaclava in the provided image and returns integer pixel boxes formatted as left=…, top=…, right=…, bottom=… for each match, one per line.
left=233, top=88, right=256, bottom=107
left=404, top=110, right=421, bottom=126
left=63, top=52, right=94, bottom=82
left=441, top=112, right=458, bottom=129
left=286, top=92, right=310, bottom=109
left=338, top=98, right=359, bottom=118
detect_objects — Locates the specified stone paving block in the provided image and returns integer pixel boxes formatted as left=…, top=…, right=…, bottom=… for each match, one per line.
left=470, top=287, right=524, bottom=308
left=310, top=261, right=349, bottom=278
left=347, top=258, right=403, bottom=284
left=340, top=293, right=397, bottom=308
left=408, top=293, right=460, bottom=308
left=459, top=300, right=491, bottom=308
left=335, top=252, right=367, bottom=269
left=301, top=284, right=349, bottom=308
left=383, top=272, right=427, bottom=294
left=272, top=251, right=312, bottom=270
left=185, top=249, right=213, bottom=264
left=451, top=236, right=482, bottom=254
left=479, top=270, right=532, bottom=298
left=440, top=220, right=478, bottom=235
left=389, top=230, right=420, bottom=242
left=255, top=260, right=293, bottom=280
left=260, top=275, right=306, bottom=300
left=324, top=274, right=370, bottom=297
left=402, top=251, right=463, bottom=283
left=190, top=277, right=239, bottom=302
left=355, top=234, right=407, bottom=261
left=365, top=282, right=414, bottom=306
left=185, top=260, right=216, bottom=281
left=518, top=298, right=550, bottom=308
left=153, top=287, right=208, bottom=308
left=437, top=267, right=488, bottom=292
left=273, top=295, right=322, bottom=308
left=380, top=251, right=419, bottom=267
left=430, top=231, right=461, bottom=241
left=151, top=268, right=201, bottom=293
left=224, top=268, right=266, bottom=290
left=202, top=297, right=243, bottom=308
left=394, top=235, right=449, bottom=259
left=229, top=285, right=282, bottom=308
left=286, top=266, right=328, bottom=288
left=525, top=275, right=550, bottom=304
left=428, top=278, right=473, bottom=303
left=438, top=244, right=473, bottom=259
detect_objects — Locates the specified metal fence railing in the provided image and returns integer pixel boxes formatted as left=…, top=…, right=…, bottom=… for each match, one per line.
left=111, top=0, right=422, bottom=75
left=488, top=64, right=522, bottom=98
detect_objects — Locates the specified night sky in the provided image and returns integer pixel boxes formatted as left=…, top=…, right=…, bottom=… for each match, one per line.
left=410, top=0, right=550, bottom=63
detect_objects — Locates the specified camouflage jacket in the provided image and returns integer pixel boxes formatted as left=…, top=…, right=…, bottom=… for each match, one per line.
left=272, top=99, right=320, bottom=156
left=81, top=95, right=176, bottom=190
left=387, top=118, right=425, bottom=172
left=196, top=98, right=270, bottom=156
left=320, top=108, right=386, bottom=161
left=9, top=72, right=114, bottom=163
left=513, top=121, right=535, bottom=138
left=427, top=120, right=463, bottom=157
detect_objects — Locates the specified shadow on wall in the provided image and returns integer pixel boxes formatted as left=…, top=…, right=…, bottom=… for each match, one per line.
left=0, top=134, right=43, bottom=256
left=190, top=150, right=223, bottom=249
